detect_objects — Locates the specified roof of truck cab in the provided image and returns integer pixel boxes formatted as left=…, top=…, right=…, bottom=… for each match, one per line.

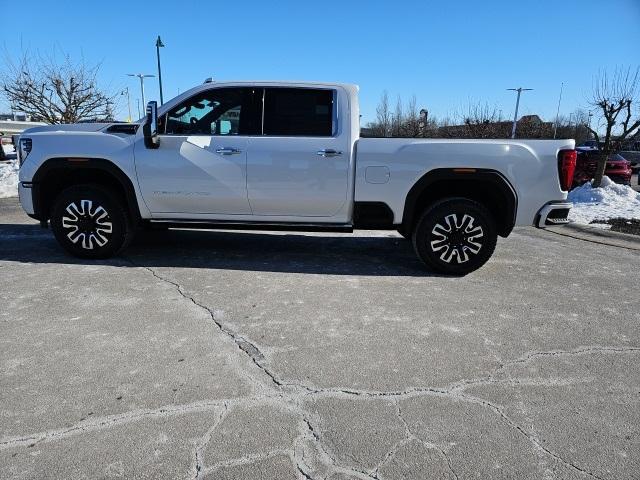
left=158, top=80, right=359, bottom=114
left=202, top=80, right=359, bottom=89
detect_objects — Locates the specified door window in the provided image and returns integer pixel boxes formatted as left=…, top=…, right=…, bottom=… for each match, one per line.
left=263, top=88, right=334, bottom=137
left=162, top=88, right=260, bottom=136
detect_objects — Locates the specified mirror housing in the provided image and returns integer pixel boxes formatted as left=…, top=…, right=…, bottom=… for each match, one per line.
left=143, top=101, right=160, bottom=149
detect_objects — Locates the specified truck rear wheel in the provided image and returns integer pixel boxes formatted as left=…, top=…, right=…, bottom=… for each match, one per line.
left=412, top=197, right=496, bottom=275
left=50, top=184, right=133, bottom=259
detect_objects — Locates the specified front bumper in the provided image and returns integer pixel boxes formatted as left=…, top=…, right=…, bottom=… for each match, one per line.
left=535, top=201, right=571, bottom=228
left=18, top=182, right=35, bottom=215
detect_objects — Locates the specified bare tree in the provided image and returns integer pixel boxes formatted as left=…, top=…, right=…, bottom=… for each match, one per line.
left=588, top=67, right=640, bottom=187
left=374, top=90, right=391, bottom=137
left=2, top=51, right=117, bottom=124
left=403, top=94, right=421, bottom=137
left=391, top=95, right=404, bottom=137
left=555, top=109, right=591, bottom=145
left=461, top=102, right=506, bottom=138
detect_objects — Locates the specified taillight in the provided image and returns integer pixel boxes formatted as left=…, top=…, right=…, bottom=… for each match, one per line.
left=558, top=149, right=576, bottom=191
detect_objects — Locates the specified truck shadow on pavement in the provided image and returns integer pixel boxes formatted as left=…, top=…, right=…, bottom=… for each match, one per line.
left=0, top=223, right=443, bottom=277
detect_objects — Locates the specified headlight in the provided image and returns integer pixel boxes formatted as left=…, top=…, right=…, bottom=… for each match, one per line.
left=18, top=138, right=32, bottom=166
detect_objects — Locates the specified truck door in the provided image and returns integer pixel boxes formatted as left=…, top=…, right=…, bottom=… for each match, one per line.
left=246, top=87, right=351, bottom=219
left=134, top=87, right=260, bottom=215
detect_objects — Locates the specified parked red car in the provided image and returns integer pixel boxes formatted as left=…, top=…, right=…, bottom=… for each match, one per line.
left=573, top=148, right=632, bottom=187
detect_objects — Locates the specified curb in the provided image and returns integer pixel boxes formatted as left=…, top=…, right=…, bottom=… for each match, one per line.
left=545, top=223, right=640, bottom=251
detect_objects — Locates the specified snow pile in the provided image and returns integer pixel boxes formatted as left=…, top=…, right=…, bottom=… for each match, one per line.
left=0, top=158, right=19, bottom=198
left=568, top=176, right=640, bottom=225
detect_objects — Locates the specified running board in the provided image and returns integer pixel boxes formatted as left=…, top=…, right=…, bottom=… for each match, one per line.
left=147, top=219, right=354, bottom=233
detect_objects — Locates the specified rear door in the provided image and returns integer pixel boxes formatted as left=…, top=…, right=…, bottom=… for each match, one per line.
left=246, top=87, right=350, bottom=219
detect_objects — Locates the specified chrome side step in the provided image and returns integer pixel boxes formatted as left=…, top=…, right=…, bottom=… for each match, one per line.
left=147, top=219, right=354, bottom=233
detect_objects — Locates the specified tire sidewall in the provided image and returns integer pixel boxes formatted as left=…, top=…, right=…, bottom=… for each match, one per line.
left=51, top=185, right=129, bottom=259
left=413, top=198, right=497, bottom=275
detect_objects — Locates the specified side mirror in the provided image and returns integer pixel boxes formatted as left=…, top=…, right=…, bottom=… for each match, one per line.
left=143, top=101, right=160, bottom=149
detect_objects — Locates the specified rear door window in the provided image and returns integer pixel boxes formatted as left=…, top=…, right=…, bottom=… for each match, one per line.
left=263, top=88, right=334, bottom=137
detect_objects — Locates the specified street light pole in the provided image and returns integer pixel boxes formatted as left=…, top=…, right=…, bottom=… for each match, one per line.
left=127, top=73, right=155, bottom=111
left=140, top=76, right=146, bottom=108
left=155, top=36, right=165, bottom=105
left=507, top=87, right=533, bottom=139
left=121, top=87, right=132, bottom=122
left=553, top=82, right=563, bottom=139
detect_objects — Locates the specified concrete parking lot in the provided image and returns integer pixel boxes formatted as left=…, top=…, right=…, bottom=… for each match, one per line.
left=0, top=197, right=639, bottom=480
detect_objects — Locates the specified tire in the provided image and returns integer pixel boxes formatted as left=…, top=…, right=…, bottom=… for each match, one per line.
left=412, top=197, right=497, bottom=275
left=50, top=184, right=134, bottom=259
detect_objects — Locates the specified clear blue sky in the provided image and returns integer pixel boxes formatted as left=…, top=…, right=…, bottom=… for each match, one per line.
left=2, top=0, right=639, bottom=124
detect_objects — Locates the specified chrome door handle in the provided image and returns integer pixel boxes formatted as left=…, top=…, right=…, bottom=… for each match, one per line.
left=215, top=147, right=242, bottom=155
left=317, top=149, right=343, bottom=157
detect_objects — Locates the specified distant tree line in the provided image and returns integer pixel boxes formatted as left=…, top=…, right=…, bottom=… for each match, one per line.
left=363, top=91, right=592, bottom=144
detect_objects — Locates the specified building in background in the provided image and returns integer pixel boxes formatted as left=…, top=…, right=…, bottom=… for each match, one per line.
left=0, top=115, right=48, bottom=159
left=0, top=116, right=47, bottom=139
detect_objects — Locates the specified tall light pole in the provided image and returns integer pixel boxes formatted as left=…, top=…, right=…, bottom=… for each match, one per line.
left=507, top=87, right=533, bottom=139
left=127, top=73, right=155, bottom=111
left=121, top=87, right=132, bottom=122
left=553, top=82, right=563, bottom=139
left=155, top=36, right=165, bottom=105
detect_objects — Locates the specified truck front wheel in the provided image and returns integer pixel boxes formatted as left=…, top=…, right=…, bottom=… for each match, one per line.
left=412, top=198, right=497, bottom=275
left=50, top=184, right=134, bottom=259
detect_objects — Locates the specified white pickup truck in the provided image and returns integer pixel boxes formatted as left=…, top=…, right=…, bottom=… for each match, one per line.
left=16, top=80, right=576, bottom=274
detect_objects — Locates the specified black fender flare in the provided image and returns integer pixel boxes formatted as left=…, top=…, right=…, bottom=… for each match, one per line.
left=402, top=168, right=518, bottom=237
left=31, top=158, right=142, bottom=222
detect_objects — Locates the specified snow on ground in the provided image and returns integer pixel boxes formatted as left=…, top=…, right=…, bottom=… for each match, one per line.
left=568, top=176, right=640, bottom=225
left=0, top=158, right=19, bottom=198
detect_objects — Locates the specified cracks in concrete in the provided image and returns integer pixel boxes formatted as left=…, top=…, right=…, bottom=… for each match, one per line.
left=132, top=262, right=282, bottom=393
left=193, top=402, right=228, bottom=479
left=380, top=401, right=459, bottom=480
left=504, top=346, right=640, bottom=368
left=10, top=258, right=635, bottom=479
left=454, top=391, right=606, bottom=480
left=127, top=262, right=640, bottom=480
left=129, top=261, right=385, bottom=479
left=0, top=399, right=229, bottom=451
left=201, top=449, right=293, bottom=476
left=294, top=413, right=377, bottom=480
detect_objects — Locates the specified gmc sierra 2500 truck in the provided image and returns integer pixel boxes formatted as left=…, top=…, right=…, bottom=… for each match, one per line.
left=17, top=80, right=576, bottom=275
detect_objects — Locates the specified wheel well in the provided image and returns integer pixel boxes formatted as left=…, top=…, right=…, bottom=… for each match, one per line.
left=32, top=159, right=141, bottom=223
left=402, top=169, right=517, bottom=237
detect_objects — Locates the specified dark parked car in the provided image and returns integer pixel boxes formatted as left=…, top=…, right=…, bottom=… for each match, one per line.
left=573, top=148, right=632, bottom=187
left=618, top=150, right=640, bottom=173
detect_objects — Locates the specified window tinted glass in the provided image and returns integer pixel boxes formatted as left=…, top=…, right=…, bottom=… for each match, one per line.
left=263, top=88, right=334, bottom=136
left=163, top=87, right=260, bottom=136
